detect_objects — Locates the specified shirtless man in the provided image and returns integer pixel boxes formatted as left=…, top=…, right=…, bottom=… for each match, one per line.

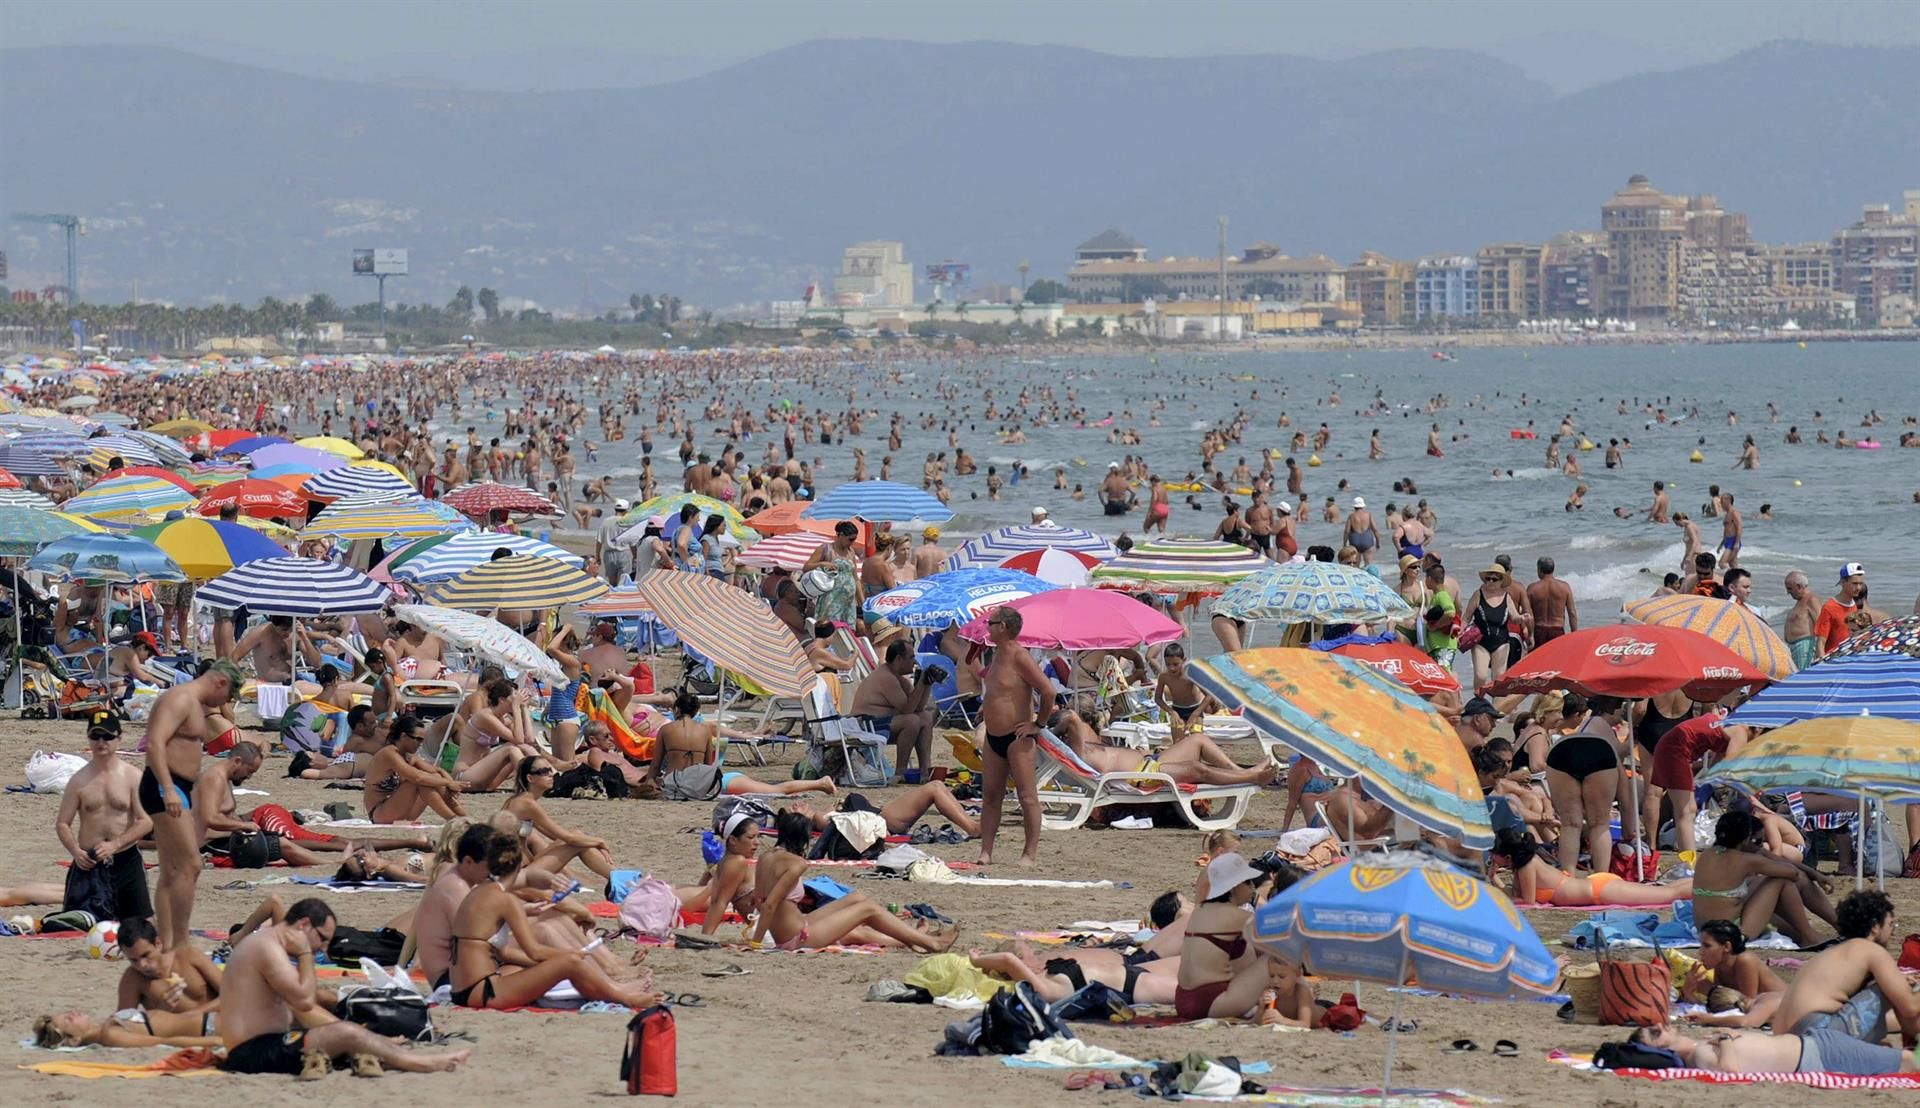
left=1100, top=463, right=1133, bottom=516
left=1718, top=492, right=1744, bottom=569
left=1784, top=571, right=1820, bottom=671
left=979, top=606, right=1054, bottom=866
left=144, top=660, right=243, bottom=952
left=1675, top=513, right=1703, bottom=571
left=116, top=915, right=221, bottom=1015
left=849, top=642, right=937, bottom=785
left=194, top=742, right=332, bottom=869
left=219, top=897, right=468, bottom=1077
left=388, top=617, right=450, bottom=681
left=229, top=615, right=308, bottom=686
left=913, top=527, right=946, bottom=577
left=55, top=711, right=152, bottom=923
left=577, top=620, right=630, bottom=679
left=1245, top=492, right=1275, bottom=560
left=1526, top=557, right=1577, bottom=647
left=1342, top=497, right=1380, bottom=567
left=1647, top=480, right=1671, bottom=523
left=1633, top=1023, right=1917, bottom=1076
left=1773, top=890, right=1920, bottom=1047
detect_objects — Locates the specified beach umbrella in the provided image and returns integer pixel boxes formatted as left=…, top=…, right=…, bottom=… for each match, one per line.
left=995, top=547, right=1102, bottom=586
left=62, top=475, right=197, bottom=520
left=116, top=431, right=195, bottom=466
left=421, top=554, right=607, bottom=610
left=945, top=522, right=1118, bottom=570
left=196, top=478, right=312, bottom=520
left=1728, top=651, right=1920, bottom=726
left=0, top=488, right=59, bottom=510
left=198, top=556, right=392, bottom=617
left=97, top=465, right=196, bottom=493
left=1622, top=594, right=1795, bottom=680
left=636, top=572, right=813, bottom=698
left=736, top=531, right=830, bottom=571
left=389, top=603, right=565, bottom=683
left=84, top=436, right=164, bottom=468
left=1210, top=560, right=1413, bottom=624
left=801, top=480, right=953, bottom=523
left=302, top=463, right=417, bottom=502
left=146, top=418, right=214, bottom=437
left=1486, top=624, right=1766, bottom=701
left=1087, top=537, right=1268, bottom=592
left=742, top=501, right=839, bottom=538
left=221, top=435, right=293, bottom=455
left=956, top=588, right=1182, bottom=650
left=130, top=518, right=287, bottom=581
left=295, top=435, right=365, bottom=458
left=59, top=395, right=98, bottom=411
left=440, top=481, right=559, bottom=517
left=1255, top=852, right=1558, bottom=1096
left=8, top=430, right=92, bottom=456
left=184, top=460, right=252, bottom=487
left=247, top=443, right=346, bottom=472
left=1706, top=714, right=1920, bottom=796
left=304, top=497, right=470, bottom=540
left=90, top=412, right=135, bottom=427
left=577, top=590, right=653, bottom=618
left=0, top=507, right=106, bottom=557
left=1316, top=632, right=1461, bottom=695
left=0, top=444, right=65, bottom=478
left=620, top=493, right=757, bottom=541
left=1829, top=615, right=1920, bottom=660
left=387, top=531, right=583, bottom=583
left=1191, top=647, right=1493, bottom=848
left=27, top=534, right=184, bottom=583
left=864, top=568, right=1057, bottom=628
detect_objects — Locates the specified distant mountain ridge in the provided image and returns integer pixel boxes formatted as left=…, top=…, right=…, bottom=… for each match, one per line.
left=1, top=39, right=1913, bottom=307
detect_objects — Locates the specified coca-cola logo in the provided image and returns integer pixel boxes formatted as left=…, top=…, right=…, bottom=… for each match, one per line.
left=1595, top=637, right=1657, bottom=665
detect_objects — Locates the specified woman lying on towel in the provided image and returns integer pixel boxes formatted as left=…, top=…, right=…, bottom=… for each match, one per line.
left=800, top=782, right=981, bottom=839
left=33, top=1008, right=222, bottom=1049
left=446, top=829, right=663, bottom=1011
left=968, top=935, right=1180, bottom=1005
left=502, top=754, right=614, bottom=880
left=1491, top=828, right=1692, bottom=907
left=749, top=811, right=956, bottom=953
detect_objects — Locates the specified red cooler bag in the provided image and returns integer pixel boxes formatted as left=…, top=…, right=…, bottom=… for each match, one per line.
left=620, top=1004, right=676, bottom=1096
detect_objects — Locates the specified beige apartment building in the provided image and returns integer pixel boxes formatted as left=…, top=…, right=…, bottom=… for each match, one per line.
left=1067, top=239, right=1346, bottom=304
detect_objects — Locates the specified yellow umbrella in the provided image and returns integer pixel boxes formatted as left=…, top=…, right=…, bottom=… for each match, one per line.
left=1707, top=715, right=1920, bottom=795
left=147, top=418, right=214, bottom=437
left=1621, top=594, right=1794, bottom=680
left=295, top=435, right=366, bottom=459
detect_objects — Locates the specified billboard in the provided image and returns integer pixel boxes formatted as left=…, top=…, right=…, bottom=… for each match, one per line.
left=352, top=248, right=409, bottom=276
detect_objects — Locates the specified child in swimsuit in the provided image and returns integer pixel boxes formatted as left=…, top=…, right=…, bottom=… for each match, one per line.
left=1152, top=644, right=1213, bottom=741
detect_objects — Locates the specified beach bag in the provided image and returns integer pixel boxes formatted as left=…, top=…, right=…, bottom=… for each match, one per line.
left=1609, top=846, right=1661, bottom=881
left=1455, top=623, right=1483, bottom=650
left=620, top=1004, right=677, bottom=1096
left=710, top=796, right=774, bottom=833
left=328, top=925, right=407, bottom=968
left=1593, top=1040, right=1684, bottom=1071
left=1900, top=934, right=1920, bottom=973
left=1599, top=945, right=1671, bottom=1027
left=978, top=982, right=1070, bottom=1055
left=25, top=750, right=87, bottom=793
left=618, top=876, right=683, bottom=939
left=339, top=985, right=432, bottom=1042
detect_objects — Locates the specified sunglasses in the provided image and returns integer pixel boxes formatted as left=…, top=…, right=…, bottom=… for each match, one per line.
left=529, top=766, right=556, bottom=778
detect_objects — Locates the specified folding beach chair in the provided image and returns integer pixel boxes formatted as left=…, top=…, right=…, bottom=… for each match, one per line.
left=917, top=651, right=976, bottom=727
left=1026, top=729, right=1256, bottom=833
left=801, top=680, right=891, bottom=787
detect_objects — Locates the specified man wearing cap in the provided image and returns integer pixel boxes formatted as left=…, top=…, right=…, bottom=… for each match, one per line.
left=143, top=659, right=244, bottom=952
left=850, top=641, right=939, bottom=785
left=1816, top=564, right=1866, bottom=657
left=1456, top=696, right=1500, bottom=751
left=108, top=630, right=164, bottom=702
left=596, top=499, right=631, bottom=586
left=1030, top=505, right=1054, bottom=527
left=1100, top=463, right=1133, bottom=516
left=55, top=711, right=152, bottom=924
left=1342, top=496, right=1380, bottom=567
left=913, top=527, right=945, bottom=578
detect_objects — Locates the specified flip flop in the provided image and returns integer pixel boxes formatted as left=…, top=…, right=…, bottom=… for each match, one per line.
left=1379, top=1017, right=1419, bottom=1033
left=1492, top=1040, right=1518, bottom=1058
left=665, top=993, right=705, bottom=1008
left=1446, top=1039, right=1479, bottom=1053
left=701, top=963, right=750, bottom=978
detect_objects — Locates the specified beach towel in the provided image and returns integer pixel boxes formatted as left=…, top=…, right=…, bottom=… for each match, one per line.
left=905, top=952, right=1013, bottom=1006
left=18, top=1048, right=221, bottom=1079
left=1548, top=1049, right=1920, bottom=1090
left=586, top=687, right=654, bottom=761
left=660, top=764, right=722, bottom=802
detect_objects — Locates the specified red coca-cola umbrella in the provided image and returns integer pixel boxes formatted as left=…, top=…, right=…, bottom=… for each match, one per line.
left=1327, top=637, right=1460, bottom=695
left=1486, top=624, right=1766, bottom=701
left=196, top=478, right=312, bottom=519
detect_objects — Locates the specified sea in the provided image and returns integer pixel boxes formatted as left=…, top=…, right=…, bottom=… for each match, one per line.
left=440, top=340, right=1919, bottom=627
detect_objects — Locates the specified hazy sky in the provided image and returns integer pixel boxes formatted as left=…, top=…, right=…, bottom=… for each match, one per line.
left=11, top=0, right=1918, bottom=60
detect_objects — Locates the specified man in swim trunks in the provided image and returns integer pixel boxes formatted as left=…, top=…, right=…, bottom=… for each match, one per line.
left=1784, top=571, right=1820, bottom=670
left=1774, top=890, right=1920, bottom=1048
left=144, top=659, right=242, bottom=953
left=1100, top=462, right=1133, bottom=516
left=55, top=711, right=152, bottom=925
left=1718, top=492, right=1744, bottom=569
left=1526, top=557, right=1576, bottom=647
left=1633, top=1023, right=1919, bottom=1075
left=849, top=640, right=937, bottom=785
left=979, top=606, right=1054, bottom=866
left=1245, top=491, right=1274, bottom=558
left=1342, top=497, right=1380, bottom=567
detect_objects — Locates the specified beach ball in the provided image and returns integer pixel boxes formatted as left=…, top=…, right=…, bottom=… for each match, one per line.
left=85, top=919, right=121, bottom=960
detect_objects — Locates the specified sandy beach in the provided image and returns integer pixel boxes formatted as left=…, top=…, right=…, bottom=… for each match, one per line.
left=2, top=713, right=1913, bottom=1105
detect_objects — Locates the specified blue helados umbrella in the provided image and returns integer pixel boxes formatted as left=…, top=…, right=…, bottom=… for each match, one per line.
left=945, top=522, right=1118, bottom=571
left=27, top=533, right=186, bottom=583
left=1255, top=851, right=1558, bottom=1099
left=863, top=568, right=1055, bottom=628
left=802, top=480, right=953, bottom=523
left=1729, top=651, right=1920, bottom=727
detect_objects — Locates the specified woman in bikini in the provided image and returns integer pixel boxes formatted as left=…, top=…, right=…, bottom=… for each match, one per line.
left=362, top=714, right=467, bottom=825
left=501, top=755, right=614, bottom=880
left=648, top=689, right=835, bottom=798
left=33, top=1008, right=222, bottom=1049
left=1152, top=644, right=1216, bottom=741
left=1692, top=810, right=1836, bottom=948
left=1174, top=853, right=1270, bottom=1020
left=968, top=935, right=1180, bottom=1006
left=450, top=677, right=537, bottom=790
left=446, top=829, right=662, bottom=1011
left=1490, top=827, right=1690, bottom=907
left=539, top=627, right=588, bottom=756
left=749, top=811, right=956, bottom=952
left=694, top=809, right=771, bottom=931
left=1681, top=919, right=1788, bottom=1028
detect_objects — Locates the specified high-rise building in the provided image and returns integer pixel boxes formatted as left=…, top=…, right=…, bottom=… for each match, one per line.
left=1601, top=175, right=1689, bottom=320
left=1541, top=232, right=1608, bottom=319
left=1832, top=202, right=1918, bottom=326
left=830, top=241, right=914, bottom=308
left=1413, top=256, right=1478, bottom=319
left=1474, top=243, right=1544, bottom=319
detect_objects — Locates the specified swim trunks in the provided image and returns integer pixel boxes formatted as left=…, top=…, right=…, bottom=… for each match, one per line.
left=1719, top=536, right=1740, bottom=552
left=1545, top=734, right=1618, bottom=782
left=221, top=1030, right=308, bottom=1075
left=1789, top=636, right=1819, bottom=671
left=62, top=846, right=152, bottom=922
left=1533, top=625, right=1565, bottom=647
left=137, top=766, right=195, bottom=816
left=1797, top=1027, right=1902, bottom=1075
left=1792, top=983, right=1889, bottom=1044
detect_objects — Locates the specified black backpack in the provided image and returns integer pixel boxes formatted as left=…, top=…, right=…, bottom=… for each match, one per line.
left=327, top=925, right=407, bottom=968
left=977, top=983, right=1071, bottom=1055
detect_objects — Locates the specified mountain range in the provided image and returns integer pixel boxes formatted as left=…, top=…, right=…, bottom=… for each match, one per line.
left=1, top=39, right=1915, bottom=309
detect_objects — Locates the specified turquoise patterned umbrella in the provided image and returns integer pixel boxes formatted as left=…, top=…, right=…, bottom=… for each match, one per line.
left=27, top=534, right=185, bottom=583
left=1211, top=561, right=1414, bottom=624
left=0, top=507, right=106, bottom=557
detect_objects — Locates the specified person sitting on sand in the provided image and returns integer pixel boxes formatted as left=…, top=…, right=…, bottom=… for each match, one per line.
left=647, top=689, right=835, bottom=799
left=292, top=704, right=386, bottom=782
left=578, top=719, right=648, bottom=790
left=1258, top=955, right=1330, bottom=1028
left=1173, top=853, right=1270, bottom=1020
left=446, top=830, right=664, bottom=1012
left=1490, top=828, right=1691, bottom=907
left=501, top=754, right=614, bottom=880
left=1049, top=707, right=1275, bottom=788
left=449, top=677, right=539, bottom=790
left=363, top=714, right=468, bottom=825
left=968, top=936, right=1180, bottom=1006
left=1679, top=920, right=1787, bottom=1029
left=1693, top=810, right=1836, bottom=949
left=748, top=811, right=957, bottom=953
left=1773, top=890, right=1920, bottom=1046
left=1630, top=1022, right=1918, bottom=1076
left=1472, top=746, right=1557, bottom=839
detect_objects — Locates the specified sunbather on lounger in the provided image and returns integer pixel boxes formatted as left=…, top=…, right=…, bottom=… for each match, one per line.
left=1049, top=708, right=1275, bottom=787
left=750, top=812, right=956, bottom=953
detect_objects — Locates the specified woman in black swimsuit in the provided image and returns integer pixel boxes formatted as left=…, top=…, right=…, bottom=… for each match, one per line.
left=1542, top=694, right=1629, bottom=875
left=447, top=829, right=663, bottom=1011
left=1466, top=565, right=1522, bottom=692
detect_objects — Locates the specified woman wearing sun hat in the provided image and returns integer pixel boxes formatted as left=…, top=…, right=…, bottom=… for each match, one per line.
left=1464, top=563, right=1523, bottom=692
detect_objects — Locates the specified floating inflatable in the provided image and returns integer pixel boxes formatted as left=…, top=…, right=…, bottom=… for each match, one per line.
left=1165, top=482, right=1204, bottom=492
left=1509, top=429, right=1536, bottom=440
left=1578, top=440, right=1596, bottom=451
left=1857, top=440, right=1882, bottom=450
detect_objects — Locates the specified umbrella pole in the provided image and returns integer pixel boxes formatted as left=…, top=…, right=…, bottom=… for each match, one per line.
left=1856, top=791, right=1867, bottom=891
left=7, top=564, right=21, bottom=711
left=1628, top=741, right=1646, bottom=882
left=1875, top=796, right=1885, bottom=892
left=1379, top=950, right=1409, bottom=1106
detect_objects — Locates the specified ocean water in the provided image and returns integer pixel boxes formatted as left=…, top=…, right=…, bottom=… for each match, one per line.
left=448, top=341, right=1920, bottom=624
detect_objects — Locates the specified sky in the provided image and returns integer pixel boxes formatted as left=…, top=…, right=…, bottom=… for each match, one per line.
left=10, top=0, right=1918, bottom=63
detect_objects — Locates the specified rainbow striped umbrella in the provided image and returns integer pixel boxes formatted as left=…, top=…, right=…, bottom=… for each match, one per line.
left=421, top=554, right=608, bottom=610
left=636, top=571, right=813, bottom=698
left=0, top=507, right=106, bottom=557
left=577, top=590, right=652, bottom=617
left=131, top=517, right=288, bottom=580
left=305, top=497, right=471, bottom=540
left=62, top=475, right=197, bottom=519
left=1622, top=594, right=1794, bottom=680
left=1087, top=537, right=1268, bottom=592
left=388, top=531, right=583, bottom=583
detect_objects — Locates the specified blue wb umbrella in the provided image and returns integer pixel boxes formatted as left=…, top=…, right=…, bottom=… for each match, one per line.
left=863, top=568, right=1056, bottom=628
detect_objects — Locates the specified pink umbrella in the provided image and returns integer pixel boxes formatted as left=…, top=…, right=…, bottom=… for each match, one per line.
left=997, top=547, right=1101, bottom=586
left=738, top=531, right=830, bottom=571
left=957, top=589, right=1182, bottom=650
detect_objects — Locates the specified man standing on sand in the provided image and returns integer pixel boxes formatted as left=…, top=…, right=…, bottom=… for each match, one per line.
left=1784, top=571, right=1820, bottom=670
left=1526, top=558, right=1576, bottom=647
left=55, top=711, right=152, bottom=924
left=1718, top=492, right=1744, bottom=569
left=219, top=897, right=470, bottom=1077
left=1647, top=480, right=1671, bottom=523
left=1816, top=564, right=1867, bottom=658
left=143, top=659, right=242, bottom=953
left=978, top=607, right=1054, bottom=867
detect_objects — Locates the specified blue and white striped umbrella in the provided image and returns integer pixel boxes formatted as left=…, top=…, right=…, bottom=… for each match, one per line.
left=84, top=434, right=164, bottom=466
left=390, top=531, right=584, bottom=583
left=946, top=522, right=1119, bottom=571
left=1728, top=651, right=1920, bottom=726
left=8, top=430, right=92, bottom=456
left=0, top=445, right=65, bottom=478
left=116, top=430, right=194, bottom=466
left=801, top=480, right=954, bottom=523
left=198, top=556, right=393, bottom=616
left=863, top=568, right=1056, bottom=628
left=302, top=464, right=417, bottom=502
left=27, top=534, right=185, bottom=583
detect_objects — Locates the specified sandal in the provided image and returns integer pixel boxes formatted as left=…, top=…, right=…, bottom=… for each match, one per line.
left=299, top=1051, right=332, bottom=1081
left=351, top=1053, right=385, bottom=1078
left=701, top=963, right=750, bottom=978
left=1379, top=1017, right=1419, bottom=1032
left=1492, top=1040, right=1518, bottom=1058
left=665, top=993, right=705, bottom=1008
left=1446, top=1039, right=1479, bottom=1053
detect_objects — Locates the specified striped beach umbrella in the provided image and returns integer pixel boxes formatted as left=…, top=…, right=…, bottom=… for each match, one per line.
left=737, top=531, right=830, bottom=570
left=1088, top=537, right=1268, bottom=592
left=62, top=475, right=197, bottom=520
left=27, top=534, right=185, bottom=584
left=620, top=493, right=757, bottom=541
left=8, top=430, right=92, bottom=456
left=302, top=463, right=416, bottom=502
left=1210, top=560, right=1415, bottom=624
left=388, top=531, right=583, bottom=583
left=198, top=556, right=393, bottom=616
left=185, top=460, right=252, bottom=487
left=131, top=517, right=288, bottom=580
left=0, top=444, right=73, bottom=476
left=1729, top=651, right=1920, bottom=726
left=0, top=507, right=106, bottom=557
left=305, top=497, right=470, bottom=540
left=421, top=554, right=607, bottom=610
left=946, top=522, right=1118, bottom=571
left=0, top=488, right=59, bottom=510
left=997, top=547, right=1102, bottom=586
left=636, top=571, right=813, bottom=698
left=85, top=440, right=161, bottom=470
left=196, top=478, right=312, bottom=520
left=801, top=480, right=953, bottom=523
left=1707, top=715, right=1920, bottom=796
left=389, top=604, right=566, bottom=684
left=1623, top=594, right=1795, bottom=680
left=440, top=481, right=559, bottom=517
left=742, top=501, right=839, bottom=538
